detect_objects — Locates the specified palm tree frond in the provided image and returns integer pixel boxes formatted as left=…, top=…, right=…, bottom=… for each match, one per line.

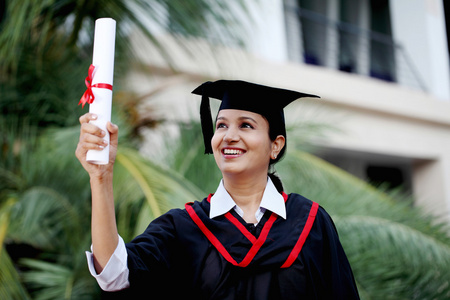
left=337, top=216, right=450, bottom=299
left=0, top=247, right=31, bottom=300
left=116, top=151, right=162, bottom=217
left=114, top=146, right=204, bottom=238
left=20, top=258, right=97, bottom=300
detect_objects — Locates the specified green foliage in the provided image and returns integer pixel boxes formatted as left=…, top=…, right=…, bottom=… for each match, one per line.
left=0, top=244, right=31, bottom=300
left=0, top=0, right=248, bottom=131
left=0, top=196, right=32, bottom=300
left=0, top=0, right=250, bottom=297
left=20, top=259, right=96, bottom=300
left=114, top=146, right=204, bottom=239
left=0, top=123, right=205, bottom=299
left=162, top=121, right=222, bottom=193
left=278, top=150, right=450, bottom=299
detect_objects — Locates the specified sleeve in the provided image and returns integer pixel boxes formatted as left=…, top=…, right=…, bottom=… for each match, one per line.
left=306, top=206, right=360, bottom=299
left=124, top=209, right=181, bottom=291
left=85, top=235, right=130, bottom=291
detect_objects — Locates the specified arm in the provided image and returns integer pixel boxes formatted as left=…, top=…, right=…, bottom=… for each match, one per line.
left=315, top=208, right=360, bottom=299
left=75, top=113, right=119, bottom=273
left=90, top=170, right=118, bottom=272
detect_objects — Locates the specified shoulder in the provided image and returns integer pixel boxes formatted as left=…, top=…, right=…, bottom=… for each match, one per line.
left=183, top=195, right=211, bottom=217
left=149, top=196, right=211, bottom=227
left=285, top=192, right=318, bottom=217
left=285, top=192, right=313, bottom=206
left=286, top=192, right=337, bottom=232
left=129, top=197, right=210, bottom=244
left=286, top=193, right=330, bottom=214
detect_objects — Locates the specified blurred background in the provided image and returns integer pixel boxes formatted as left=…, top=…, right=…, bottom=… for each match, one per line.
left=1, top=0, right=450, bottom=299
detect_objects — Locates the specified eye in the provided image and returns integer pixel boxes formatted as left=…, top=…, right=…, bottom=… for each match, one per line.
left=240, top=122, right=254, bottom=129
left=216, top=122, right=227, bottom=129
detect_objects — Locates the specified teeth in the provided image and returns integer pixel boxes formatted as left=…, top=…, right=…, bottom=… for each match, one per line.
left=223, top=149, right=243, bottom=155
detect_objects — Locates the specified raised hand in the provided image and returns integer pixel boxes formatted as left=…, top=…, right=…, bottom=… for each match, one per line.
left=75, top=113, right=119, bottom=180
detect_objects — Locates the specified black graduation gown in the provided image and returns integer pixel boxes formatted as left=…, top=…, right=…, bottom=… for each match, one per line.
left=103, top=193, right=359, bottom=299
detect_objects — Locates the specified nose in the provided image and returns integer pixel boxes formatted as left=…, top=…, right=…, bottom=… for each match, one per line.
left=223, top=126, right=239, bottom=143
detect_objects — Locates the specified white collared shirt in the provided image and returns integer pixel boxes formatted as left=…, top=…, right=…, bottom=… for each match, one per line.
left=87, top=178, right=286, bottom=291
left=210, top=177, right=286, bottom=224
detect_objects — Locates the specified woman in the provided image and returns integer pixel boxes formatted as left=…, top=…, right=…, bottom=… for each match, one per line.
left=76, top=80, right=360, bottom=299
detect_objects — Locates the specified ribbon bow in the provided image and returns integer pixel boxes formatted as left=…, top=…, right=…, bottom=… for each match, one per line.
left=79, top=64, right=113, bottom=108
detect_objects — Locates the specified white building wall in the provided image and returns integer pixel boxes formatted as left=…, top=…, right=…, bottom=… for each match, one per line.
left=390, top=0, right=450, bottom=100
left=244, top=0, right=288, bottom=63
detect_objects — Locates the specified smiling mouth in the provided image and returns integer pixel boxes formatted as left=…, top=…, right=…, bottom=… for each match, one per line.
left=222, top=148, right=245, bottom=155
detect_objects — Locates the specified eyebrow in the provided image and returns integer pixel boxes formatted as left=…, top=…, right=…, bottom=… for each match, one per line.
left=216, top=116, right=258, bottom=123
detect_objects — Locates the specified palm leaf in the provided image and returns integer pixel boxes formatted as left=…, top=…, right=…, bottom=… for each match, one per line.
left=0, top=0, right=250, bottom=79
left=0, top=197, right=16, bottom=250
left=0, top=125, right=95, bottom=299
left=278, top=149, right=450, bottom=299
left=0, top=196, right=31, bottom=300
left=20, top=258, right=98, bottom=300
left=281, top=150, right=450, bottom=239
left=0, top=247, right=31, bottom=300
left=7, top=186, right=80, bottom=250
left=114, top=146, right=205, bottom=238
left=337, top=216, right=450, bottom=299
left=1, top=1, right=255, bottom=298
left=160, top=121, right=223, bottom=194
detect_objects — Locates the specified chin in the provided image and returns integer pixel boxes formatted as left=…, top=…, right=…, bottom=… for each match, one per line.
left=217, top=163, right=245, bottom=175
left=220, top=167, right=245, bottom=176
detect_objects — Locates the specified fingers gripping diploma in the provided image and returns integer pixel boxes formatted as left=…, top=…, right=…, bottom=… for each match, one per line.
left=75, top=113, right=119, bottom=177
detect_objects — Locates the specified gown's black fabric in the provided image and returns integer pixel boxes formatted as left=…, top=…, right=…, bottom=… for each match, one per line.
left=103, top=193, right=359, bottom=299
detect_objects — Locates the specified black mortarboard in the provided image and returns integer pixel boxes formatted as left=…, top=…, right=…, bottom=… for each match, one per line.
left=192, top=80, right=319, bottom=154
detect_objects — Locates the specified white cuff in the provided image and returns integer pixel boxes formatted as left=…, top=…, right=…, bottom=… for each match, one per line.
left=85, top=235, right=130, bottom=291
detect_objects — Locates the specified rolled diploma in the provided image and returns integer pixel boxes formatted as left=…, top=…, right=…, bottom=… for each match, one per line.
left=87, top=18, right=116, bottom=165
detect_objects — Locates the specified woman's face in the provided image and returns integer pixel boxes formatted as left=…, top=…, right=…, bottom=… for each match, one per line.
left=211, top=109, right=284, bottom=178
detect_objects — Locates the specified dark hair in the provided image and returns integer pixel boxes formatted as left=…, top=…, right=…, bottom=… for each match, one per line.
left=268, top=125, right=286, bottom=193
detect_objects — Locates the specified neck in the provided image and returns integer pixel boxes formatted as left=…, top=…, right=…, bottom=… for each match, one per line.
left=222, top=172, right=268, bottom=223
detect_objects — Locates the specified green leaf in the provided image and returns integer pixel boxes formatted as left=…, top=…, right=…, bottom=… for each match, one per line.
left=0, top=248, right=31, bottom=300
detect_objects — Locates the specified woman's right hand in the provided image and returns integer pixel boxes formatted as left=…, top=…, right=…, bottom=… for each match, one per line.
left=75, top=113, right=119, bottom=180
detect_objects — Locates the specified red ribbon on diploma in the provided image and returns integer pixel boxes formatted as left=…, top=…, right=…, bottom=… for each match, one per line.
left=79, top=64, right=113, bottom=108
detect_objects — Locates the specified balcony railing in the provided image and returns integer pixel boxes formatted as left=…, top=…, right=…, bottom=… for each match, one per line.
left=285, top=6, right=427, bottom=92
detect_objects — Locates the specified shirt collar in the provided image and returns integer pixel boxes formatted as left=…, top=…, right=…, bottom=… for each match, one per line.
left=209, top=177, right=286, bottom=220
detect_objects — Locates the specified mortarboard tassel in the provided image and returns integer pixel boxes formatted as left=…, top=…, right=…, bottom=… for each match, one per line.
left=200, top=92, right=214, bottom=154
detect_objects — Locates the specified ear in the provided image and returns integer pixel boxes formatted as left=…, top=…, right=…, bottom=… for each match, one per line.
left=271, top=135, right=286, bottom=159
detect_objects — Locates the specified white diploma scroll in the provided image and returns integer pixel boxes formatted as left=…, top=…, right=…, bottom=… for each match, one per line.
left=87, top=18, right=116, bottom=165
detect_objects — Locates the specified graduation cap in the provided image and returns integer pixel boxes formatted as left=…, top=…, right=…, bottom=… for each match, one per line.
left=192, top=80, right=319, bottom=154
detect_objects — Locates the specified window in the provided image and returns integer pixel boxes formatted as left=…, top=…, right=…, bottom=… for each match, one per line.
left=285, top=0, right=396, bottom=82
